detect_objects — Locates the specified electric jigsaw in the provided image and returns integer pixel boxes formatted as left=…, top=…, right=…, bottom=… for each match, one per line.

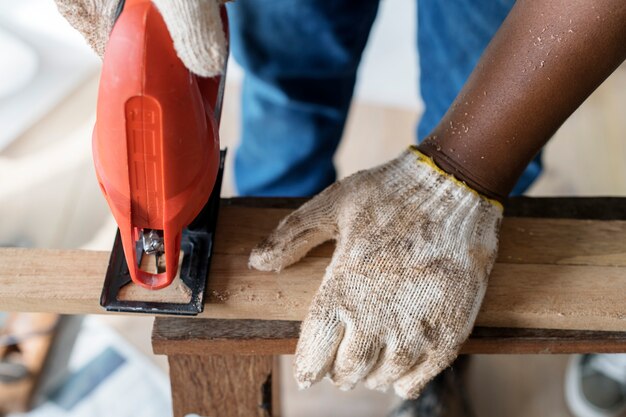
left=93, top=0, right=228, bottom=315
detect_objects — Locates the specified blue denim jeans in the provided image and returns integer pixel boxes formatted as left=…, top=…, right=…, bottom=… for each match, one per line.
left=228, top=0, right=542, bottom=197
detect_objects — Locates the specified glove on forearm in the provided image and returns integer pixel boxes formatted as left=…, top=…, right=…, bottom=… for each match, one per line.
left=54, top=0, right=227, bottom=77
left=250, top=147, right=502, bottom=398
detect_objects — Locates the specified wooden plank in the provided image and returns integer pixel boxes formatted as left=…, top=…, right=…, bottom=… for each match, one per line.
left=461, top=327, right=626, bottom=354
left=215, top=207, right=626, bottom=266
left=168, top=354, right=278, bottom=417
left=153, top=319, right=300, bottom=356
left=0, top=198, right=625, bottom=332
left=3, top=249, right=623, bottom=331
left=152, top=318, right=626, bottom=356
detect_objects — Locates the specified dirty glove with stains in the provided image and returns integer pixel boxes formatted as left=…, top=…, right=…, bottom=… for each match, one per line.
left=249, top=147, right=502, bottom=398
left=54, top=0, right=227, bottom=77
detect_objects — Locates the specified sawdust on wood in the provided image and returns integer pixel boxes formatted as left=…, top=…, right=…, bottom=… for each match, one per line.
left=118, top=252, right=192, bottom=304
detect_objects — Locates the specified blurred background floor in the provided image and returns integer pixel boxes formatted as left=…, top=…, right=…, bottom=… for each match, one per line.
left=1, top=0, right=625, bottom=416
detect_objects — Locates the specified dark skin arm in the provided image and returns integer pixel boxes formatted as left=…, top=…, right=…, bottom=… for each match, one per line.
left=418, top=0, right=626, bottom=202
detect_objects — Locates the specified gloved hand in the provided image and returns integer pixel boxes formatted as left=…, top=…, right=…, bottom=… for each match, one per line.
left=54, top=0, right=227, bottom=77
left=249, top=147, right=502, bottom=398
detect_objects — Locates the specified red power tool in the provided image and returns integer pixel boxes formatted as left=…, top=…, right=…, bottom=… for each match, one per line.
left=95, top=0, right=228, bottom=315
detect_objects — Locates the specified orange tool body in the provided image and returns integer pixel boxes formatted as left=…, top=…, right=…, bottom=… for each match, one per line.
left=94, top=0, right=228, bottom=314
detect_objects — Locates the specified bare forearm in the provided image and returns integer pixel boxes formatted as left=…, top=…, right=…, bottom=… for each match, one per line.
left=418, top=0, right=626, bottom=201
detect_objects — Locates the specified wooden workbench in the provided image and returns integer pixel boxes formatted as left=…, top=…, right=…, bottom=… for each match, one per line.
left=2, top=197, right=626, bottom=416
left=151, top=197, right=626, bottom=417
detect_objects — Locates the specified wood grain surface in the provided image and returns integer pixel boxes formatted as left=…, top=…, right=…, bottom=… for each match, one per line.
left=168, top=354, right=279, bottom=417
left=0, top=198, right=625, bottom=333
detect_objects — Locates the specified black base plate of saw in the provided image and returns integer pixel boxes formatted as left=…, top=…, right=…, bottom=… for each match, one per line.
left=100, top=150, right=226, bottom=316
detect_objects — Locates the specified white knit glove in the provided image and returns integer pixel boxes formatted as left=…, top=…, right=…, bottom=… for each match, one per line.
left=250, top=147, right=503, bottom=398
left=54, top=0, right=227, bottom=77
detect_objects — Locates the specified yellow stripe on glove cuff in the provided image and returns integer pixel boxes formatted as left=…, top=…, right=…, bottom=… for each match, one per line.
left=408, top=146, right=504, bottom=212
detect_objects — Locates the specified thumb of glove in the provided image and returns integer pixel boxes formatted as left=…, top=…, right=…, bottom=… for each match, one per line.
left=249, top=183, right=342, bottom=272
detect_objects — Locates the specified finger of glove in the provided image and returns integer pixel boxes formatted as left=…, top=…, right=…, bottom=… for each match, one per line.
left=363, top=344, right=421, bottom=391
left=249, top=184, right=341, bottom=272
left=54, top=0, right=117, bottom=57
left=392, top=355, right=453, bottom=399
left=152, top=0, right=227, bottom=77
left=329, top=329, right=381, bottom=391
left=294, top=315, right=344, bottom=389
